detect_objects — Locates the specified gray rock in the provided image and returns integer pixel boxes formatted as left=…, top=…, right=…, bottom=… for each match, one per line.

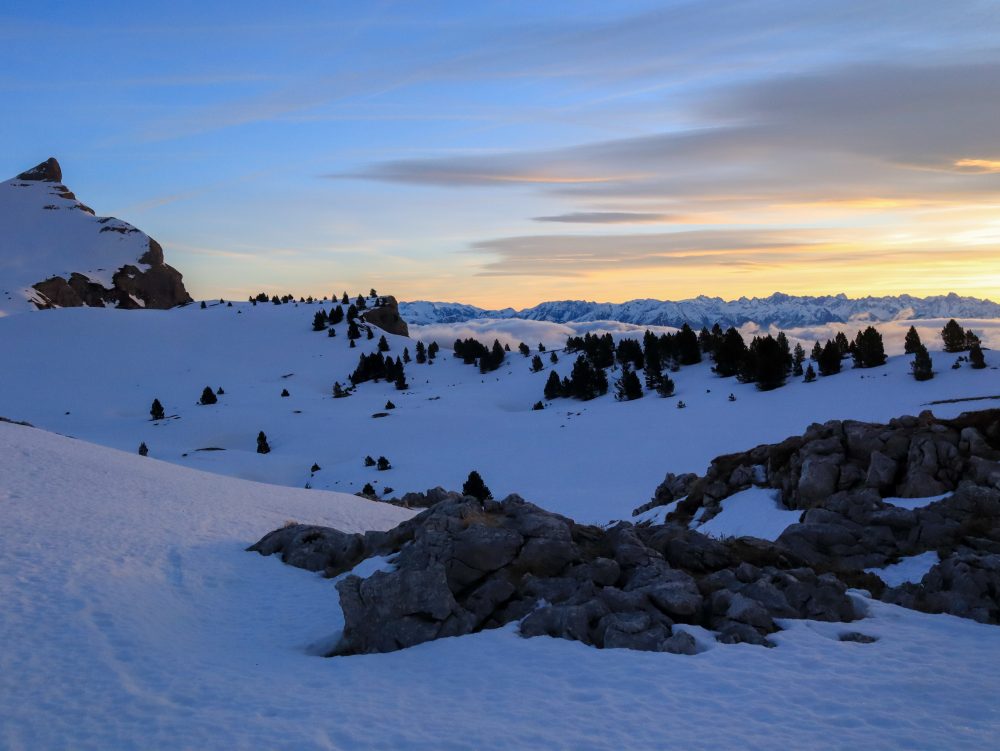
left=865, top=451, right=897, bottom=490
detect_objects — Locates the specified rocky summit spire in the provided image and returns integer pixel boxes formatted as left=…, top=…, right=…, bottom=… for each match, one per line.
left=16, top=157, right=62, bottom=183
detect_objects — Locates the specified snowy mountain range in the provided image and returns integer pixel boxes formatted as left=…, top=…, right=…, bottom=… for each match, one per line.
left=401, top=292, right=1000, bottom=329
left=0, top=158, right=191, bottom=315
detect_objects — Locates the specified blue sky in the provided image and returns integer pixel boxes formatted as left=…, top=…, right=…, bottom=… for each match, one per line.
left=3, top=1, right=1000, bottom=306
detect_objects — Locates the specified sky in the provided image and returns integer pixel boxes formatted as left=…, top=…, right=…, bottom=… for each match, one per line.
left=2, top=0, right=1000, bottom=308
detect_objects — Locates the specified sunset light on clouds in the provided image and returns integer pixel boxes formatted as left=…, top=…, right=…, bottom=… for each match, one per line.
left=2, top=0, right=998, bottom=307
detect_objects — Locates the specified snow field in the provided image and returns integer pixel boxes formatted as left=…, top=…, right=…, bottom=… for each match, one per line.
left=2, top=420, right=1000, bottom=750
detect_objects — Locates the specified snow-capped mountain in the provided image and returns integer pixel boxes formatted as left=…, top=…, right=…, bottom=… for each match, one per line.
left=401, top=292, right=1000, bottom=329
left=0, top=158, right=191, bottom=315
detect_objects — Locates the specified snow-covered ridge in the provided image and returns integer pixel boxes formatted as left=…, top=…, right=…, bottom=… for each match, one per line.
left=400, top=292, right=1000, bottom=329
left=0, top=157, right=191, bottom=315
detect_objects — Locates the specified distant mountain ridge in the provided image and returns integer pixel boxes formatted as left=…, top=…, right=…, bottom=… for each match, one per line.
left=400, top=292, right=1000, bottom=329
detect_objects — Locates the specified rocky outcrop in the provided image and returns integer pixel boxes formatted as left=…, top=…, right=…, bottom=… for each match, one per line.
left=635, top=409, right=1000, bottom=624
left=384, top=486, right=465, bottom=509
left=250, top=495, right=861, bottom=656
left=251, top=409, right=1000, bottom=657
left=361, top=295, right=409, bottom=337
left=883, top=550, right=1000, bottom=623
left=17, top=157, right=62, bottom=182
left=641, top=409, right=1000, bottom=523
left=3, top=158, right=192, bottom=312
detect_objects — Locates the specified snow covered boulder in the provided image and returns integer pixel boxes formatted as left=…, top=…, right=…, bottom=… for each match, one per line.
left=0, top=157, right=192, bottom=314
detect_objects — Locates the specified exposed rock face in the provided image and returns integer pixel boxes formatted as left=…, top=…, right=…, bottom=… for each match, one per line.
left=636, top=409, right=1000, bottom=624
left=361, top=295, right=409, bottom=336
left=250, top=495, right=861, bottom=656
left=2, top=158, right=192, bottom=313
left=17, top=157, right=62, bottom=182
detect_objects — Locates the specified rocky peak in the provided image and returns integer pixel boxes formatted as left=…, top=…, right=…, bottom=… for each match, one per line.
left=16, top=157, right=62, bottom=182
left=1, top=157, right=192, bottom=313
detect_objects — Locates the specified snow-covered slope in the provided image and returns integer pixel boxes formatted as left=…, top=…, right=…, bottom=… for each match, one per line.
left=401, top=292, right=1000, bottom=329
left=3, top=419, right=1000, bottom=749
left=0, top=158, right=191, bottom=315
left=0, top=304, right=997, bottom=524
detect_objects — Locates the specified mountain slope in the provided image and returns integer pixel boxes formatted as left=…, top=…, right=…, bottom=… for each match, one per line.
left=3, top=420, right=1000, bottom=749
left=0, top=158, right=191, bottom=315
left=401, top=292, right=1000, bottom=329
left=0, top=304, right=997, bottom=524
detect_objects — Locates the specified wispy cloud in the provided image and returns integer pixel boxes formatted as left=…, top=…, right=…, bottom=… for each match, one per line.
left=533, top=212, right=677, bottom=224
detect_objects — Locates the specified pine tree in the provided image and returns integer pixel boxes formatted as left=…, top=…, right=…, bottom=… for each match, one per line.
left=817, top=341, right=842, bottom=376
left=341, top=291, right=349, bottom=304
left=462, top=471, right=492, bottom=501
left=904, top=326, right=922, bottom=354
left=852, top=326, right=887, bottom=369
left=518, top=342, right=530, bottom=357
left=532, top=401, right=544, bottom=410
left=544, top=370, right=563, bottom=400
left=811, top=341, right=823, bottom=361
left=911, top=344, right=934, bottom=381
left=712, top=328, right=747, bottom=377
left=677, top=323, right=701, bottom=365
left=330, top=305, right=344, bottom=325
left=385, top=400, right=395, bottom=409
left=281, top=388, right=290, bottom=397
left=415, top=341, right=427, bottom=364
left=150, top=398, right=165, bottom=420
left=538, top=343, right=546, bottom=352
left=776, top=332, right=792, bottom=374
left=969, top=342, right=987, bottom=369
left=333, top=381, right=348, bottom=398
left=402, top=347, right=411, bottom=363
left=549, top=351, right=559, bottom=364
left=941, top=319, right=966, bottom=352
left=834, top=331, right=851, bottom=357
left=347, top=320, right=361, bottom=340
left=804, top=363, right=816, bottom=382
left=428, top=341, right=439, bottom=360
left=965, top=329, right=981, bottom=350
left=377, top=335, right=390, bottom=352
left=328, top=327, right=336, bottom=338
left=792, top=343, right=806, bottom=376
left=394, top=370, right=408, bottom=390
left=655, top=374, right=675, bottom=397
left=312, top=310, right=327, bottom=331
left=377, top=456, right=391, bottom=471
left=256, top=431, right=271, bottom=454
left=138, top=442, right=149, bottom=456
left=356, top=294, right=367, bottom=309
left=199, top=386, right=218, bottom=405
left=530, top=354, right=544, bottom=372
left=746, top=335, right=787, bottom=391
left=349, top=339, right=356, bottom=348
left=361, top=482, right=376, bottom=497
left=367, top=327, right=374, bottom=340
left=614, top=365, right=644, bottom=401
left=311, top=463, right=321, bottom=473
left=364, top=455, right=376, bottom=467
left=346, top=303, right=358, bottom=321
